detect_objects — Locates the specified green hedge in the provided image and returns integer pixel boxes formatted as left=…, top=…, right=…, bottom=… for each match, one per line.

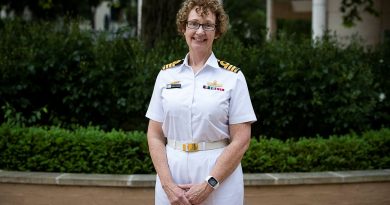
left=0, top=124, right=153, bottom=174
left=0, top=19, right=157, bottom=131
left=0, top=123, right=389, bottom=174
left=0, top=19, right=389, bottom=139
left=243, top=128, right=390, bottom=172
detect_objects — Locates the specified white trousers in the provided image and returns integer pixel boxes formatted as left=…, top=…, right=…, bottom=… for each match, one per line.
left=155, top=146, right=244, bottom=205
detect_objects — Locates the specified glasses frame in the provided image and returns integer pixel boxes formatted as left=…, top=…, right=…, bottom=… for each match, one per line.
left=186, top=21, right=217, bottom=31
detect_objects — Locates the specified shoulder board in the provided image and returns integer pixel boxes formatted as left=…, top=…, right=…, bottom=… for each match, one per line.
left=217, top=60, right=240, bottom=73
left=161, top=59, right=184, bottom=70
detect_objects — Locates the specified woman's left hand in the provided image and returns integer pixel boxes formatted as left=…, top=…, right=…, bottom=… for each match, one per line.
left=178, top=182, right=213, bottom=204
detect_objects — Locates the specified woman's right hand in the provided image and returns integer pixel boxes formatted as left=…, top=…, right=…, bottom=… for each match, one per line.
left=163, top=182, right=192, bottom=205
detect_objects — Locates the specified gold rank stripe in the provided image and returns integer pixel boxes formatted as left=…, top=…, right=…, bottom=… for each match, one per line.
left=217, top=60, right=240, bottom=73
left=161, top=59, right=184, bottom=70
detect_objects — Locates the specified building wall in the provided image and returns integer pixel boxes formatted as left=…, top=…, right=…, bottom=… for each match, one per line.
left=327, top=0, right=384, bottom=46
left=273, top=0, right=311, bottom=19
left=270, top=0, right=389, bottom=46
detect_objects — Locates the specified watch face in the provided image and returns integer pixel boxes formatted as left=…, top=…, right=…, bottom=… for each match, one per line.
left=208, top=177, right=218, bottom=186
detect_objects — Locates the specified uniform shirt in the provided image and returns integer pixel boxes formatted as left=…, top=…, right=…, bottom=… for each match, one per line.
left=146, top=53, right=257, bottom=143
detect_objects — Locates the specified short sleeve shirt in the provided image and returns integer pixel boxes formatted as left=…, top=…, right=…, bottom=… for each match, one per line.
left=146, top=53, right=257, bottom=142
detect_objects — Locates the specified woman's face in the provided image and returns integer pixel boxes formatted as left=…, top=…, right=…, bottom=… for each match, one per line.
left=183, top=6, right=217, bottom=54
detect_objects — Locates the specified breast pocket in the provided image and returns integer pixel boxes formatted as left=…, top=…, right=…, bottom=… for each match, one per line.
left=161, top=86, right=190, bottom=116
left=197, top=86, right=230, bottom=119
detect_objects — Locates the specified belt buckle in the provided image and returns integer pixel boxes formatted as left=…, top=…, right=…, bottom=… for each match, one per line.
left=183, top=143, right=198, bottom=152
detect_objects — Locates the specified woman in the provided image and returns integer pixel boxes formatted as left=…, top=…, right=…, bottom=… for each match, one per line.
left=146, top=0, right=257, bottom=204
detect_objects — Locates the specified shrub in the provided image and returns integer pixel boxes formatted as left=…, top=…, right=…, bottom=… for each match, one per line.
left=0, top=123, right=153, bottom=174
left=243, top=35, right=377, bottom=138
left=0, top=19, right=388, bottom=139
left=0, top=124, right=389, bottom=174
left=366, top=41, right=390, bottom=129
left=242, top=128, right=390, bottom=173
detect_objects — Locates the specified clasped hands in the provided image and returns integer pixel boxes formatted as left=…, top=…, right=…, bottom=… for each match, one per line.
left=164, top=182, right=213, bottom=205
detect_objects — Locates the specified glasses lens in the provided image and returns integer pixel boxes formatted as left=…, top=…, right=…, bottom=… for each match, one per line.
left=187, top=21, right=216, bottom=31
left=203, top=24, right=215, bottom=31
left=187, top=21, right=199, bottom=29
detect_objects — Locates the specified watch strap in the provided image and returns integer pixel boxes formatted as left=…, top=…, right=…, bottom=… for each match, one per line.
left=205, top=176, right=220, bottom=189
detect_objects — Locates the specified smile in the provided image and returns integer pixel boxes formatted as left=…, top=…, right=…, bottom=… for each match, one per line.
left=193, top=37, right=207, bottom=42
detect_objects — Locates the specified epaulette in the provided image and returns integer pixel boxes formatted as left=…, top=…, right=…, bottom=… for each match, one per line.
left=217, top=60, right=240, bottom=73
left=161, top=59, right=184, bottom=70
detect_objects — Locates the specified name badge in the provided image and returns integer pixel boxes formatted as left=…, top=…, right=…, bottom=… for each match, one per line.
left=167, top=83, right=181, bottom=89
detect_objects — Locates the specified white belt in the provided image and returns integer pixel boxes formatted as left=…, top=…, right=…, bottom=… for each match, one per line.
left=167, top=139, right=229, bottom=152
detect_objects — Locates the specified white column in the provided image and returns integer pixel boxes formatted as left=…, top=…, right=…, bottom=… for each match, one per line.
left=266, top=0, right=273, bottom=40
left=137, top=0, right=143, bottom=39
left=312, top=0, right=327, bottom=41
left=95, top=1, right=111, bottom=31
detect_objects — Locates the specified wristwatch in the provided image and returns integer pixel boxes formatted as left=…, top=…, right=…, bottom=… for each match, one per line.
left=205, top=176, right=220, bottom=189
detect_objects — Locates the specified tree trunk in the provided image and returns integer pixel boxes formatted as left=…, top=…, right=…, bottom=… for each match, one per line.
left=141, top=0, right=182, bottom=47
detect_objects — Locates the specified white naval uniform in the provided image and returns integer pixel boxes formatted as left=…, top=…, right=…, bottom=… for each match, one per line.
left=146, top=53, right=257, bottom=205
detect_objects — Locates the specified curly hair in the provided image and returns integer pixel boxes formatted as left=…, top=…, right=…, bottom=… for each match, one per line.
left=176, top=0, right=229, bottom=38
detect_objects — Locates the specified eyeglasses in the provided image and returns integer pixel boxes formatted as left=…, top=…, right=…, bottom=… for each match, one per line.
left=186, top=21, right=217, bottom=31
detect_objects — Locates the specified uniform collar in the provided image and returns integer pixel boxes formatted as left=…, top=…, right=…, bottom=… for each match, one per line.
left=181, top=52, right=219, bottom=72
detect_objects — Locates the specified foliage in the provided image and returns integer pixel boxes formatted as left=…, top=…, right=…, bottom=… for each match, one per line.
left=0, top=123, right=153, bottom=174
left=0, top=123, right=389, bottom=174
left=242, top=128, right=390, bottom=173
left=0, top=19, right=151, bottom=131
left=341, top=0, right=380, bottom=27
left=215, top=32, right=381, bottom=139
left=276, top=19, right=311, bottom=40
left=0, top=19, right=388, bottom=139
left=0, top=0, right=382, bottom=45
left=224, top=0, right=267, bottom=46
left=365, top=37, right=390, bottom=129
left=0, top=0, right=102, bottom=20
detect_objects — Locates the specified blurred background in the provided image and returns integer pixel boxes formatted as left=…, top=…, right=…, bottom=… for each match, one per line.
left=0, top=0, right=389, bottom=139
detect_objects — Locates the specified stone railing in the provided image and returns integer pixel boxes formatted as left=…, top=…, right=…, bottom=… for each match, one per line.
left=1, top=169, right=390, bottom=205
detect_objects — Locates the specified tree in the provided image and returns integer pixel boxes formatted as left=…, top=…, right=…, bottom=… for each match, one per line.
left=0, top=0, right=141, bottom=30
left=0, top=0, right=102, bottom=20
left=224, top=0, right=267, bottom=45
left=139, top=0, right=267, bottom=47
left=141, top=0, right=182, bottom=47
